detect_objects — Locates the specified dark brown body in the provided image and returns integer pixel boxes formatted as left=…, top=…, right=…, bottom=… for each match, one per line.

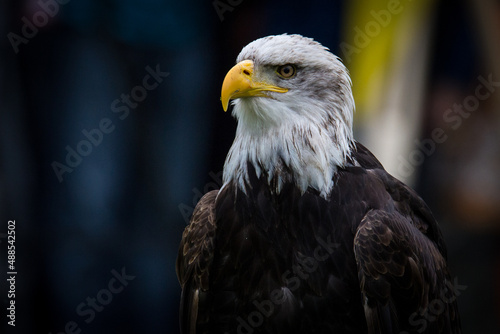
left=177, top=143, right=461, bottom=334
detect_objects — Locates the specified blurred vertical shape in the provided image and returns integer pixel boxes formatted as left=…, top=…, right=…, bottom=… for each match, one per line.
left=442, top=0, right=500, bottom=230
left=343, top=0, right=436, bottom=185
left=0, top=1, right=38, bottom=333
left=471, top=0, right=500, bottom=78
left=419, top=1, right=500, bottom=332
left=11, top=0, right=215, bottom=333
left=422, top=0, right=500, bottom=231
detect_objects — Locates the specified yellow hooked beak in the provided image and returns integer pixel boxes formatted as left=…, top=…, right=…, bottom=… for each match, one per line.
left=220, top=60, right=288, bottom=111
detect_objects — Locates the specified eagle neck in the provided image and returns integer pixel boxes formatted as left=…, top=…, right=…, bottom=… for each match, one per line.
left=222, top=108, right=353, bottom=198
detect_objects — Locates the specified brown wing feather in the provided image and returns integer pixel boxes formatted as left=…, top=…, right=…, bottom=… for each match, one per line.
left=176, top=190, right=218, bottom=334
left=354, top=209, right=460, bottom=334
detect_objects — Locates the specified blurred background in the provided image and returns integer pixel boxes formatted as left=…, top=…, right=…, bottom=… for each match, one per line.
left=0, top=0, right=499, bottom=333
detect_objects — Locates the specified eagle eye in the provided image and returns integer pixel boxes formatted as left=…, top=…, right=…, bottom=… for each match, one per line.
left=277, top=64, right=296, bottom=79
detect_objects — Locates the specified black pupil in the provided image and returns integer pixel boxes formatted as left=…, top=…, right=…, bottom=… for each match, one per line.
left=282, top=66, right=291, bottom=75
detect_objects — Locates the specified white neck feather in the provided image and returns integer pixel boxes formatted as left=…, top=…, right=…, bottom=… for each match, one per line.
left=222, top=96, right=354, bottom=198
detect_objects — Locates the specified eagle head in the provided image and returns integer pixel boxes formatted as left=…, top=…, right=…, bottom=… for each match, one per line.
left=220, top=34, right=355, bottom=198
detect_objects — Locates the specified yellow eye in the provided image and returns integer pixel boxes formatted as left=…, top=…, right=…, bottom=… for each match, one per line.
left=277, top=64, right=296, bottom=79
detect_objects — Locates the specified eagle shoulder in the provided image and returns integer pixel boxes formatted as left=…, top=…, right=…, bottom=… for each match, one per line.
left=351, top=145, right=460, bottom=334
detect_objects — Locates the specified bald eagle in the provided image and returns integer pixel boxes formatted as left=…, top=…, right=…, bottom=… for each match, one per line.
left=176, top=34, right=461, bottom=334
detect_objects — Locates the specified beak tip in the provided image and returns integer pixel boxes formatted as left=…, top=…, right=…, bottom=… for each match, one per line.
left=221, top=97, right=229, bottom=112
